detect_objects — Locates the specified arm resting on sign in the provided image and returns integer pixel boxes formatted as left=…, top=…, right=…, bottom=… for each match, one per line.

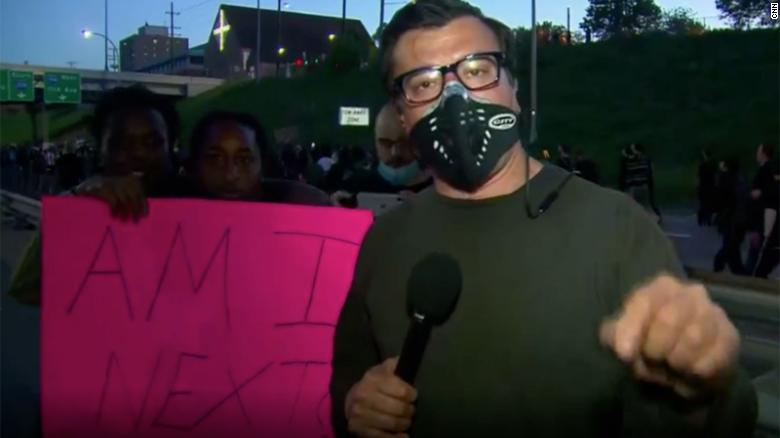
left=330, top=226, right=382, bottom=437
left=8, top=231, right=42, bottom=307
left=612, top=196, right=757, bottom=436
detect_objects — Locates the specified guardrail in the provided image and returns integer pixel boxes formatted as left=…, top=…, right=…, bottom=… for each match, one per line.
left=0, top=189, right=41, bottom=227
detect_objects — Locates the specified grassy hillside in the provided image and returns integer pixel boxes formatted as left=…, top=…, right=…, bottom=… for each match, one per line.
left=2, top=29, right=777, bottom=204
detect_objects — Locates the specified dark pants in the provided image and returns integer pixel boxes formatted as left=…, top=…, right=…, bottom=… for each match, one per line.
left=714, top=227, right=747, bottom=275
left=745, top=232, right=762, bottom=274
left=697, top=198, right=714, bottom=226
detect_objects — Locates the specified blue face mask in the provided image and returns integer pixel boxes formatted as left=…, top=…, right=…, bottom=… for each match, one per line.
left=378, top=161, right=421, bottom=187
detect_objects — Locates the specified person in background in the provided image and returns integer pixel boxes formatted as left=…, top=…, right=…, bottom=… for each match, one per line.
left=746, top=143, right=777, bottom=274
left=324, top=146, right=359, bottom=193
left=54, top=144, right=84, bottom=192
left=555, top=143, right=575, bottom=171
left=619, top=143, right=663, bottom=223
left=186, top=110, right=330, bottom=206
left=8, top=85, right=185, bottom=307
left=573, top=148, right=600, bottom=184
left=697, top=148, right=717, bottom=226
left=750, top=144, right=779, bottom=278
left=712, top=157, right=749, bottom=275
left=316, top=144, right=335, bottom=174
left=332, top=103, right=433, bottom=207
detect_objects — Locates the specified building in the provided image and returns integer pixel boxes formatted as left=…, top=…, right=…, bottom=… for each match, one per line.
left=203, top=4, right=373, bottom=79
left=120, top=24, right=189, bottom=72
left=137, top=44, right=207, bottom=76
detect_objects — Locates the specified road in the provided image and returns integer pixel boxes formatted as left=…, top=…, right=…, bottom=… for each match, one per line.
left=662, top=211, right=780, bottom=279
left=1, top=218, right=40, bottom=437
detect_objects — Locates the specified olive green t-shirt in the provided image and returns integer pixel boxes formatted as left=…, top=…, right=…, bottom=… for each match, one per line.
left=330, top=165, right=757, bottom=437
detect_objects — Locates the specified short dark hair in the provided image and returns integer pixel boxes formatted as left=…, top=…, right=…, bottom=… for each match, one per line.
left=91, top=85, right=180, bottom=147
left=189, top=111, right=268, bottom=160
left=378, top=0, right=517, bottom=92
left=188, top=111, right=283, bottom=177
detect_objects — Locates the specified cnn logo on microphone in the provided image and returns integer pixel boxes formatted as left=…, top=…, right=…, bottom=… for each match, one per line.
left=772, top=2, right=779, bottom=21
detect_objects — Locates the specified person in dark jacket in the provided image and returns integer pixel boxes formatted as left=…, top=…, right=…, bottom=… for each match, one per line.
left=713, top=157, right=749, bottom=275
left=619, top=143, right=662, bottom=222
left=697, top=148, right=717, bottom=226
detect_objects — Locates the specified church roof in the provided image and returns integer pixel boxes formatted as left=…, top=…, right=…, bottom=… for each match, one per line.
left=213, top=4, right=373, bottom=62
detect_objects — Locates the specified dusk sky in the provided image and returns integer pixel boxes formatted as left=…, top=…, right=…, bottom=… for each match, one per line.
left=0, top=0, right=727, bottom=70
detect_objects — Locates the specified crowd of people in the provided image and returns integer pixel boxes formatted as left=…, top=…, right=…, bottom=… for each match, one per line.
left=0, top=141, right=96, bottom=197
left=698, top=144, right=779, bottom=278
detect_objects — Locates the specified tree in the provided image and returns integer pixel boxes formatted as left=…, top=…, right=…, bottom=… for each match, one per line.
left=580, top=0, right=662, bottom=40
left=325, top=33, right=368, bottom=74
left=716, top=0, right=778, bottom=29
left=661, top=7, right=705, bottom=35
left=537, top=21, right=571, bottom=45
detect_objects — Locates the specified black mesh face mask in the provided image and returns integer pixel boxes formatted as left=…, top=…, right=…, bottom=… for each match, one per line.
left=409, top=82, right=521, bottom=192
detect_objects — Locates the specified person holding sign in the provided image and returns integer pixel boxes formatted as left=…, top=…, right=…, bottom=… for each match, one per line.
left=186, top=111, right=330, bottom=205
left=330, top=1, right=756, bottom=437
left=9, top=86, right=186, bottom=306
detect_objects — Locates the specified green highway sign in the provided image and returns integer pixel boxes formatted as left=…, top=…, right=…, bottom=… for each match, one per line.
left=0, top=70, right=8, bottom=101
left=44, top=72, right=81, bottom=104
left=6, top=70, right=34, bottom=102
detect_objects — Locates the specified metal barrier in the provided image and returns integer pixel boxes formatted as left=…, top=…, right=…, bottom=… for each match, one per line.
left=0, top=189, right=41, bottom=227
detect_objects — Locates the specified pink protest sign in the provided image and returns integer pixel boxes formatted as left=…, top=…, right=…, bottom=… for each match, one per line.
left=41, top=197, right=373, bottom=438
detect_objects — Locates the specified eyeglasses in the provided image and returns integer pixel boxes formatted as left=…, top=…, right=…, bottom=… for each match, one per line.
left=392, top=52, right=505, bottom=105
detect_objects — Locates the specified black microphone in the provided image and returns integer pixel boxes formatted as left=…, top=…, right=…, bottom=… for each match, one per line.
left=395, top=253, right=462, bottom=384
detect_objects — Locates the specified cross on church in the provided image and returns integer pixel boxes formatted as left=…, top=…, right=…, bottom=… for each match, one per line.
left=213, top=9, right=231, bottom=52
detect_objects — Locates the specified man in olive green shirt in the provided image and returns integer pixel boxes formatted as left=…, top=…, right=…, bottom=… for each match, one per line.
left=329, top=1, right=757, bottom=437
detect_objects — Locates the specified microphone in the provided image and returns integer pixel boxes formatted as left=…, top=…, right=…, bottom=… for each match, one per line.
left=395, top=253, right=462, bottom=384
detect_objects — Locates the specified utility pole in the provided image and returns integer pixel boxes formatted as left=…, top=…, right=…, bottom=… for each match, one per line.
left=166, top=2, right=181, bottom=72
left=104, top=0, right=108, bottom=72
left=256, top=0, right=262, bottom=81
left=380, top=0, right=385, bottom=29
left=530, top=0, right=538, bottom=145
left=341, top=0, right=347, bottom=37
left=276, top=0, right=281, bottom=77
left=566, top=7, right=571, bottom=44
left=67, top=61, right=77, bottom=68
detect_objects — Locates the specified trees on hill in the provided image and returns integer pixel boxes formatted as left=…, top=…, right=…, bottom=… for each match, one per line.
left=661, top=8, right=705, bottom=36
left=581, top=0, right=662, bottom=40
left=715, top=0, right=779, bottom=29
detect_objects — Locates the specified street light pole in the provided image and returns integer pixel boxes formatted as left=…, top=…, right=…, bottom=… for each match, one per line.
left=256, top=0, right=261, bottom=81
left=341, top=0, right=347, bottom=37
left=104, top=0, right=109, bottom=72
left=529, top=0, right=538, bottom=144
left=83, top=30, right=119, bottom=71
left=277, top=0, right=281, bottom=77
left=379, top=0, right=385, bottom=29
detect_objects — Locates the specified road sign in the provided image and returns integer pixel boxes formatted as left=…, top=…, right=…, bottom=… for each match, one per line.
left=6, top=70, right=34, bottom=102
left=0, top=70, right=8, bottom=101
left=44, top=72, right=81, bottom=104
left=339, top=107, right=370, bottom=126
